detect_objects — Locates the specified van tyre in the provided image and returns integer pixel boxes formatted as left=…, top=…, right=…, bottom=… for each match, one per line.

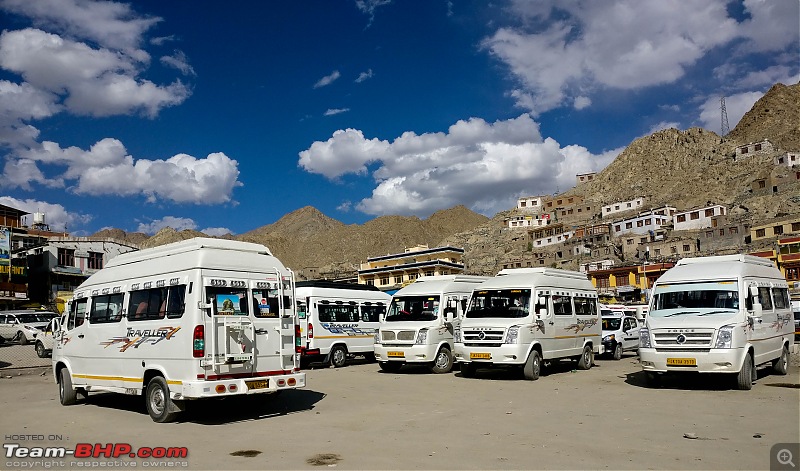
left=577, top=345, right=593, bottom=370
left=461, top=362, right=477, bottom=378
left=772, top=345, right=789, bottom=375
left=612, top=343, right=623, bottom=361
left=523, top=350, right=541, bottom=380
left=430, top=346, right=453, bottom=374
left=35, top=341, right=48, bottom=358
left=146, top=376, right=179, bottom=423
left=59, top=368, right=77, bottom=406
left=736, top=353, right=754, bottom=390
left=379, top=361, right=403, bottom=373
left=330, top=345, right=347, bottom=368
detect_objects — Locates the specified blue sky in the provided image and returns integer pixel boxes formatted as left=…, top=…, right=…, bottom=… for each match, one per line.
left=0, top=0, right=797, bottom=236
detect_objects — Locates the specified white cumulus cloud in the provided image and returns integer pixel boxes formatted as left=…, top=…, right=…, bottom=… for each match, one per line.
left=0, top=195, right=91, bottom=231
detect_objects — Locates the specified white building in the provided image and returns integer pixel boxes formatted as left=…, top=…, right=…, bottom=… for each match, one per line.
left=735, top=139, right=774, bottom=159
left=775, top=152, right=799, bottom=167
left=673, top=204, right=728, bottom=231
left=532, top=230, right=574, bottom=248
left=507, top=214, right=550, bottom=229
left=579, top=259, right=614, bottom=273
left=601, top=197, right=645, bottom=218
left=611, top=206, right=676, bottom=237
left=516, top=196, right=545, bottom=212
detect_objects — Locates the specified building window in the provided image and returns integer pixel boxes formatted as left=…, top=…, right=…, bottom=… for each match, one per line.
left=87, top=252, right=103, bottom=270
left=615, top=274, right=630, bottom=286
left=627, top=202, right=632, bottom=208
left=596, top=277, right=610, bottom=289
left=683, top=244, right=691, bottom=252
left=366, top=279, right=374, bottom=286
left=706, top=230, right=714, bottom=238
left=655, top=249, right=661, bottom=256
left=705, top=208, right=714, bottom=217
left=677, top=214, right=686, bottom=223
left=730, top=227, right=738, bottom=235
left=792, top=222, right=800, bottom=232
left=671, top=246, right=677, bottom=254
left=394, top=276, right=403, bottom=284
left=425, top=270, right=434, bottom=277
left=57, top=248, right=75, bottom=267
left=380, top=276, right=389, bottom=285
left=754, top=144, right=761, bottom=151
left=758, top=180, right=766, bottom=189
left=690, top=212, right=700, bottom=220
left=615, top=225, right=621, bottom=231
left=625, top=222, right=633, bottom=229
left=626, top=239, right=634, bottom=245
left=719, top=229, right=725, bottom=236
left=637, top=220, right=644, bottom=227
left=645, top=219, right=651, bottom=225
left=520, top=201, right=526, bottom=207
left=787, top=267, right=799, bottom=281
left=774, top=225, right=783, bottom=236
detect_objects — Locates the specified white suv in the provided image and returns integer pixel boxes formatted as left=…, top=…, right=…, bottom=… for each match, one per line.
left=0, top=310, right=57, bottom=344
left=600, top=314, right=640, bottom=360
left=35, top=317, right=60, bottom=358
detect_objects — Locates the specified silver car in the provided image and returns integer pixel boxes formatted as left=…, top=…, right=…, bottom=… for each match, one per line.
left=0, top=310, right=58, bottom=344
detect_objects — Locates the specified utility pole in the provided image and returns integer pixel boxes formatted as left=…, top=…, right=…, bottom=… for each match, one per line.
left=720, top=96, right=730, bottom=137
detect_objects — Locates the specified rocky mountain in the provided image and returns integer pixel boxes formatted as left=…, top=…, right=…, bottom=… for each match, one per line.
left=93, top=81, right=799, bottom=277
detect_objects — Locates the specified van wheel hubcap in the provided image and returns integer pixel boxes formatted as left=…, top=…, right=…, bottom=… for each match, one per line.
left=150, top=389, right=165, bottom=414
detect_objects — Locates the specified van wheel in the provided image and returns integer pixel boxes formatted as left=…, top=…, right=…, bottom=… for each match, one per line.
left=379, top=361, right=402, bottom=373
left=330, top=345, right=348, bottom=368
left=736, top=353, right=754, bottom=390
left=430, top=346, right=453, bottom=374
left=577, top=345, right=593, bottom=370
left=461, top=362, right=477, bottom=378
left=35, top=341, right=47, bottom=358
left=523, top=350, right=541, bottom=380
left=59, top=369, right=77, bottom=406
left=772, top=345, right=788, bottom=375
left=146, top=377, right=179, bottom=423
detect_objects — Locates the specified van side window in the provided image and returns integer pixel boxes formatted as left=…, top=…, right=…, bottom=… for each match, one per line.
left=360, top=304, right=385, bottom=322
left=318, top=303, right=358, bottom=323
left=128, top=286, right=185, bottom=321
left=757, top=287, right=773, bottom=310
left=772, top=288, right=789, bottom=309
left=574, top=297, right=595, bottom=316
left=553, top=295, right=572, bottom=316
left=68, top=298, right=88, bottom=329
left=90, top=293, right=125, bottom=324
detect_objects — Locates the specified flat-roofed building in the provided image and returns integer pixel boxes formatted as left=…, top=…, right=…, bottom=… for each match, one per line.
left=358, top=244, right=465, bottom=292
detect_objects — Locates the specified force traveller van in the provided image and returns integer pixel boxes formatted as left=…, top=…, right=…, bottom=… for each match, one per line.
left=639, top=254, right=792, bottom=390
left=53, top=238, right=306, bottom=422
left=454, top=268, right=601, bottom=380
left=373, top=275, right=488, bottom=374
left=295, top=281, right=391, bottom=367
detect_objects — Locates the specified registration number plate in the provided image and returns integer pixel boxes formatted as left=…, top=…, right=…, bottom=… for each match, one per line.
left=387, top=351, right=405, bottom=358
left=666, top=358, right=696, bottom=366
left=245, top=379, right=269, bottom=390
left=470, top=352, right=491, bottom=360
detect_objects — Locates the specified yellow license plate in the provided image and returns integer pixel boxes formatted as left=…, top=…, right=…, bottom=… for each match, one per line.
left=666, top=358, right=696, bottom=366
left=245, top=379, right=269, bottom=390
left=470, top=352, right=491, bottom=360
left=387, top=351, right=405, bottom=358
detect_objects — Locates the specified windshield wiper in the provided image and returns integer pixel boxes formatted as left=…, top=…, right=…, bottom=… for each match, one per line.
left=664, top=311, right=699, bottom=317
left=697, top=310, right=736, bottom=316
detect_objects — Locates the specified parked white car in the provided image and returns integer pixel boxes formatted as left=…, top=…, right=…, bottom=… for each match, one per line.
left=0, top=310, right=57, bottom=344
left=35, top=316, right=61, bottom=358
left=600, top=314, right=640, bottom=360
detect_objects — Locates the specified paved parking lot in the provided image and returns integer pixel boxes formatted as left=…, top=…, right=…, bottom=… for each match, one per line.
left=1, top=347, right=798, bottom=471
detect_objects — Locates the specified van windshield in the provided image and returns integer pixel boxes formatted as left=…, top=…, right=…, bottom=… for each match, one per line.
left=385, top=296, right=440, bottom=322
left=466, top=289, right=531, bottom=319
left=650, top=281, right=739, bottom=318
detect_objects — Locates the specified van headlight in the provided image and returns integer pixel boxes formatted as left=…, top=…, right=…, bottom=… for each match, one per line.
left=453, top=327, right=462, bottom=344
left=374, top=331, right=382, bottom=345
left=415, top=328, right=428, bottom=345
left=504, top=326, right=520, bottom=344
left=639, top=328, right=651, bottom=349
left=714, top=325, right=733, bottom=349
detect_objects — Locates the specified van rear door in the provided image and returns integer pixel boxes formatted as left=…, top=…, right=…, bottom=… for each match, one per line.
left=252, top=281, right=294, bottom=373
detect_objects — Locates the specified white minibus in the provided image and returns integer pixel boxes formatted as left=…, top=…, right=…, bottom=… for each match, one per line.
left=639, top=254, right=793, bottom=390
left=53, top=238, right=306, bottom=422
left=374, top=275, right=488, bottom=374
left=455, top=268, right=601, bottom=380
left=295, top=281, right=391, bottom=367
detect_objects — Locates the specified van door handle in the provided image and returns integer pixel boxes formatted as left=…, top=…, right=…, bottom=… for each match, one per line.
left=78, top=334, right=84, bottom=338
left=548, top=321, right=554, bottom=325
left=255, top=329, right=269, bottom=335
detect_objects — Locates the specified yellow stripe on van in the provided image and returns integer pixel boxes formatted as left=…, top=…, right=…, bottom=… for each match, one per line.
left=73, top=374, right=182, bottom=385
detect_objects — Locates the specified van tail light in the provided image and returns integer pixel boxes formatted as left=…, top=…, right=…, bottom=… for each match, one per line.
left=193, top=325, right=205, bottom=358
left=308, top=323, right=313, bottom=339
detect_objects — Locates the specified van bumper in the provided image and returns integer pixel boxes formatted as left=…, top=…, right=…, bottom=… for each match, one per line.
left=178, top=372, right=306, bottom=399
left=454, top=343, right=527, bottom=366
left=639, top=348, right=744, bottom=373
left=374, top=344, right=436, bottom=363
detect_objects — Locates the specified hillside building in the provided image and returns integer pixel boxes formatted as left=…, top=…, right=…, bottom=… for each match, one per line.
left=673, top=204, right=727, bottom=231
left=506, top=214, right=550, bottom=229
left=735, top=139, right=774, bottom=159
left=775, top=152, right=799, bottom=167
left=611, top=205, right=676, bottom=237
left=358, top=244, right=465, bottom=293
left=749, top=216, right=800, bottom=242
left=601, top=197, right=645, bottom=219
left=576, top=172, right=596, bottom=184
left=587, top=262, right=674, bottom=304
left=516, top=195, right=545, bottom=212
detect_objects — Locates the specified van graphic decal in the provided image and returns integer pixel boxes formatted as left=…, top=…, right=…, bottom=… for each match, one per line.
left=771, top=314, right=791, bottom=331
left=321, top=323, right=376, bottom=336
left=564, top=318, right=598, bottom=333
left=100, top=326, right=181, bottom=352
